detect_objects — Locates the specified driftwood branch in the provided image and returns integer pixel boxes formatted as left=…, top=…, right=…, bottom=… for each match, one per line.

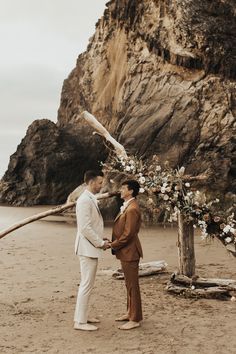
left=0, top=192, right=116, bottom=240
left=166, top=273, right=236, bottom=299
left=170, top=273, right=236, bottom=290
left=81, top=111, right=127, bottom=158
left=182, top=173, right=208, bottom=182
left=166, top=283, right=230, bottom=299
left=112, top=260, right=168, bottom=279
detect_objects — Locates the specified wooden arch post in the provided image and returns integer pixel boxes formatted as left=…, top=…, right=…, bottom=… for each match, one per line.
left=177, top=211, right=195, bottom=277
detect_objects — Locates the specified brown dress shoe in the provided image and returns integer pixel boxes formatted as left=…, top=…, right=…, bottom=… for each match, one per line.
left=118, top=321, right=140, bottom=330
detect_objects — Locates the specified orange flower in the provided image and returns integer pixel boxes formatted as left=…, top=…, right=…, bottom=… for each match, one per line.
left=203, top=214, right=210, bottom=222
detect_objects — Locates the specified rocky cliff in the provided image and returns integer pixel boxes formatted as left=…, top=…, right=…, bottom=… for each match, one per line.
left=0, top=120, right=107, bottom=205
left=1, top=0, right=236, bottom=205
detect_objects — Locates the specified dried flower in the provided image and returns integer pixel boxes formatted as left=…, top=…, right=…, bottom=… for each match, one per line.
left=213, top=216, right=221, bottom=223
left=203, top=214, right=210, bottom=222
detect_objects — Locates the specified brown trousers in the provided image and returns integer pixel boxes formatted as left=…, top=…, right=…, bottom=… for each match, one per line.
left=121, top=260, right=143, bottom=322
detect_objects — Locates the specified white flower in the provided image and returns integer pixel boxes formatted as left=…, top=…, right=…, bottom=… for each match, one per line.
left=185, top=183, right=190, bottom=188
left=139, top=187, right=145, bottom=193
left=125, top=166, right=131, bottom=172
left=130, top=165, right=135, bottom=170
left=201, top=231, right=208, bottom=240
left=139, top=176, right=146, bottom=184
left=122, top=162, right=126, bottom=166
left=163, top=195, right=169, bottom=201
left=225, top=237, right=232, bottom=243
left=165, top=187, right=171, bottom=192
left=223, top=225, right=231, bottom=234
left=129, top=160, right=135, bottom=164
left=172, top=214, right=178, bottom=221
left=161, top=187, right=166, bottom=193
left=156, top=165, right=161, bottom=172
left=163, top=182, right=168, bottom=187
left=191, top=285, right=195, bottom=290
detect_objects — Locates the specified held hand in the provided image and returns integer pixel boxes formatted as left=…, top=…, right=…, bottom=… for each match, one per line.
left=102, top=240, right=111, bottom=250
left=103, top=237, right=111, bottom=242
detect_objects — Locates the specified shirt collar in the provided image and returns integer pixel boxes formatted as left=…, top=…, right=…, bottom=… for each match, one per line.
left=123, top=197, right=135, bottom=207
left=120, top=197, right=135, bottom=214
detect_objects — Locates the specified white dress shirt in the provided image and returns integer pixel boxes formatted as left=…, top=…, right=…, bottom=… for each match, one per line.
left=120, top=197, right=135, bottom=214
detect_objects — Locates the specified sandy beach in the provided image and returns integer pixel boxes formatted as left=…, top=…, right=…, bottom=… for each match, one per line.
left=0, top=205, right=236, bottom=354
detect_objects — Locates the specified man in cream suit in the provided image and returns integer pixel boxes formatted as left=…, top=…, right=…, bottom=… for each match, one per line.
left=111, top=180, right=143, bottom=330
left=74, top=170, right=110, bottom=331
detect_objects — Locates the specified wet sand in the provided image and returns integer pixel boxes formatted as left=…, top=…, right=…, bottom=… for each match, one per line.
left=0, top=206, right=236, bottom=354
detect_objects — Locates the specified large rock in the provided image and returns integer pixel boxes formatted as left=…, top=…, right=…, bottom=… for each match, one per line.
left=0, top=120, right=107, bottom=205
left=1, top=0, right=236, bottom=205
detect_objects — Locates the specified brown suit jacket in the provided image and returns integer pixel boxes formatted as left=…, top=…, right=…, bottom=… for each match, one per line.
left=111, top=199, right=143, bottom=261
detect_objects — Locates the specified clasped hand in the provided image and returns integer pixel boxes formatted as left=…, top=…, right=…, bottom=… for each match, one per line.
left=102, top=237, right=112, bottom=250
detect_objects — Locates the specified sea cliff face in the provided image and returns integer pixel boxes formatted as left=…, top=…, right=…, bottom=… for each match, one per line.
left=1, top=0, right=235, bottom=205
left=0, top=120, right=107, bottom=205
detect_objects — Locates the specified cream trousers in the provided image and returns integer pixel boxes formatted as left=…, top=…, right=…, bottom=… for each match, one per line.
left=74, top=255, right=98, bottom=324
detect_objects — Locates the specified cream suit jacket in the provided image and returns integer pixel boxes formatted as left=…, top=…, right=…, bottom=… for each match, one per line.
left=75, top=190, right=104, bottom=258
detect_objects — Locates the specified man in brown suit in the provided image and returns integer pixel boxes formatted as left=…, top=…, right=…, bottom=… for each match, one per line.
left=111, top=180, right=143, bottom=330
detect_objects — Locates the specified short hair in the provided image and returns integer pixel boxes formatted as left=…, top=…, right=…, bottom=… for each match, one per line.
left=84, top=170, right=104, bottom=184
left=122, top=179, right=140, bottom=197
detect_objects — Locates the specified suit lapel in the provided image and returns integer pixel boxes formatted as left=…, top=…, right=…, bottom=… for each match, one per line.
left=114, top=212, right=122, bottom=222
left=89, top=195, right=103, bottom=218
left=114, top=199, right=136, bottom=222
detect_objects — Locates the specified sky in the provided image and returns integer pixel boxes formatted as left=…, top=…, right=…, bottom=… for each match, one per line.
left=0, top=0, right=108, bottom=178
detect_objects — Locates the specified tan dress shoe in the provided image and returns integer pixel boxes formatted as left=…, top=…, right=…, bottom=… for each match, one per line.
left=88, top=318, right=100, bottom=323
left=115, top=314, right=129, bottom=321
left=118, top=321, right=140, bottom=330
left=74, top=322, right=98, bottom=331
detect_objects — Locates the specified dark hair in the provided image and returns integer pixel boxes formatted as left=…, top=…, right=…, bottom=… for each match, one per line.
left=122, top=179, right=140, bottom=197
left=84, top=170, right=104, bottom=184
